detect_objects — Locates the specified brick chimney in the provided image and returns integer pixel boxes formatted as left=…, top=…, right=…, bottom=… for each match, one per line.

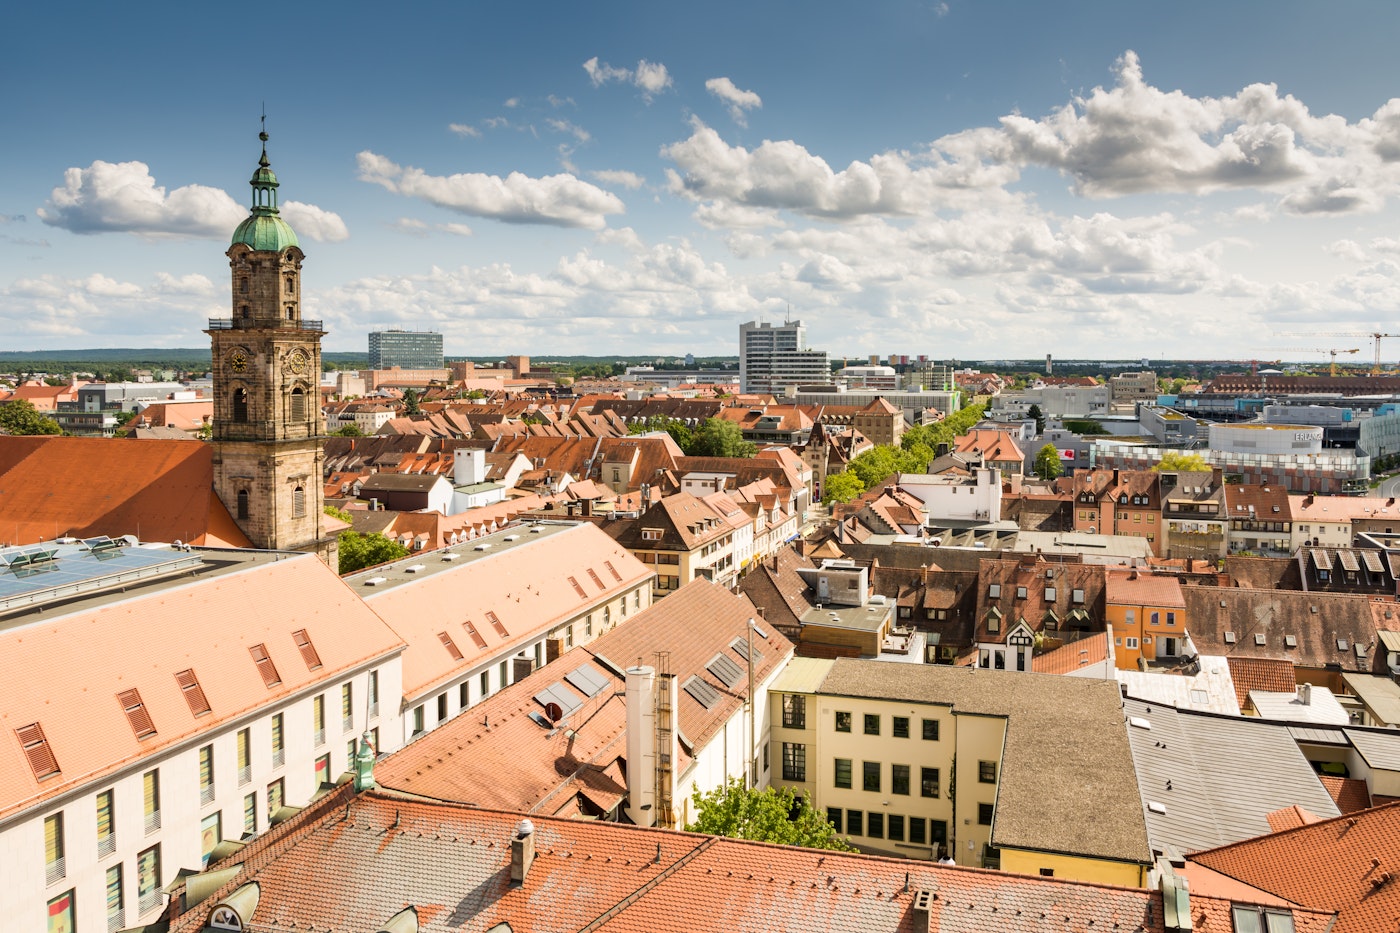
left=510, top=818, right=535, bottom=884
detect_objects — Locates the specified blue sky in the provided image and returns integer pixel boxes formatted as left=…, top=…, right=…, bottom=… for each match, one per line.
left=7, top=2, right=1400, bottom=364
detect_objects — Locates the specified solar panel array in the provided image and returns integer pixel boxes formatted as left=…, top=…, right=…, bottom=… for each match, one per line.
left=706, top=653, right=743, bottom=688
left=564, top=662, right=610, bottom=698
left=533, top=682, right=583, bottom=720
left=683, top=675, right=721, bottom=710
left=0, top=541, right=204, bottom=617
left=729, top=637, right=762, bottom=665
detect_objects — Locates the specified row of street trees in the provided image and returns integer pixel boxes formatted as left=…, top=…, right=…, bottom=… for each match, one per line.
left=822, top=403, right=987, bottom=505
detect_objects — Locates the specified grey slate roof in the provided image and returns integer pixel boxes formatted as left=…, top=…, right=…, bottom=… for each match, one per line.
left=1346, top=726, right=1400, bottom=772
left=1123, top=699, right=1340, bottom=856
left=818, top=659, right=1151, bottom=864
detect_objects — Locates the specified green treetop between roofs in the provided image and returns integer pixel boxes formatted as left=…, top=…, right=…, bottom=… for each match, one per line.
left=230, top=128, right=300, bottom=252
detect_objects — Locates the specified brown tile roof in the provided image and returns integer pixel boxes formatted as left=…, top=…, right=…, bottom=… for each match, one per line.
left=737, top=547, right=817, bottom=637
left=1185, top=588, right=1383, bottom=673
left=0, top=553, right=404, bottom=823
left=1105, top=569, right=1186, bottom=608
left=1225, top=656, right=1297, bottom=709
left=0, top=436, right=252, bottom=548
left=166, top=785, right=1215, bottom=933
left=1191, top=802, right=1400, bottom=933
left=1319, top=775, right=1373, bottom=814
left=1265, top=804, right=1325, bottom=832
left=361, top=523, right=651, bottom=699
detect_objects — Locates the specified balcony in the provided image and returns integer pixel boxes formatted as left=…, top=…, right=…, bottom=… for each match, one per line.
left=208, top=317, right=324, bottom=332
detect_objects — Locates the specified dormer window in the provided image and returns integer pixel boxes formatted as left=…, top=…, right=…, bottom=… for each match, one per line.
left=1119, top=495, right=1128, bottom=504
left=988, top=583, right=1001, bottom=598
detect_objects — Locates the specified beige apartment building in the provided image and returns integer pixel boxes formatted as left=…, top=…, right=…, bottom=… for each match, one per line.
left=769, top=658, right=1150, bottom=886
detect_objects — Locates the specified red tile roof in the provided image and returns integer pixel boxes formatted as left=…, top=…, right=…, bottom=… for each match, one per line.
left=1191, top=802, right=1400, bottom=933
left=0, top=436, right=252, bottom=547
left=1034, top=632, right=1111, bottom=675
left=166, top=786, right=1232, bottom=933
left=1319, top=775, right=1373, bottom=814
left=1225, top=657, right=1297, bottom=710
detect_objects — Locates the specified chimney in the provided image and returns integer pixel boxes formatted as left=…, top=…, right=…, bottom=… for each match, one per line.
left=624, top=666, right=658, bottom=826
left=510, top=818, right=535, bottom=884
left=1298, top=683, right=1312, bottom=706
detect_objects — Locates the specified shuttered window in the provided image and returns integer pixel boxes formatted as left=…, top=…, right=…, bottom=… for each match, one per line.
left=292, top=630, right=322, bottom=670
left=439, top=631, right=464, bottom=660
left=249, top=644, right=281, bottom=687
left=292, top=485, right=306, bottom=518
left=175, top=669, right=211, bottom=717
left=118, top=689, right=157, bottom=740
left=17, top=722, right=59, bottom=780
left=486, top=611, right=508, bottom=637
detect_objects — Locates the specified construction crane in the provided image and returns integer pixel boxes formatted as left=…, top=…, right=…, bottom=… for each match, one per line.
left=1267, top=347, right=1360, bottom=377
left=1278, top=331, right=1400, bottom=374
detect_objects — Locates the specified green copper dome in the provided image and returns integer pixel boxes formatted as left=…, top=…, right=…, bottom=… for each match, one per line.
left=231, top=128, right=300, bottom=251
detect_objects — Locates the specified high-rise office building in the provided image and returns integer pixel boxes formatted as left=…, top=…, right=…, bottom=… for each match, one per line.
left=368, top=330, right=444, bottom=370
left=739, top=320, right=831, bottom=395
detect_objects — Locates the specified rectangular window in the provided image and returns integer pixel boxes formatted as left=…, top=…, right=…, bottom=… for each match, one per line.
left=342, top=683, right=354, bottom=733
left=834, top=758, right=852, bottom=789
left=17, top=722, right=60, bottom=781
left=1166, top=612, right=1176, bottom=626
left=867, top=812, right=884, bottom=839
left=499, top=660, right=508, bottom=688
left=835, top=711, right=851, bottom=733
left=199, top=745, right=215, bottom=805
left=96, top=789, right=115, bottom=857
left=106, top=864, right=124, bottom=931
left=292, top=629, right=322, bottom=670
left=200, top=811, right=221, bottom=867
left=47, top=890, right=74, bottom=933
left=412, top=705, right=425, bottom=735
left=888, top=814, right=905, bottom=842
left=1150, top=612, right=1160, bottom=625
left=267, top=778, right=284, bottom=819
left=45, top=812, right=65, bottom=884
left=864, top=713, right=879, bottom=736
left=249, top=643, right=280, bottom=688
left=978, top=802, right=995, bottom=825
left=782, top=694, right=806, bottom=729
left=176, top=669, right=212, bottom=717
left=436, top=693, right=448, bottom=723
left=368, top=670, right=379, bottom=717
left=892, top=764, right=910, bottom=795
left=781, top=742, right=807, bottom=782
left=271, top=712, right=285, bottom=767
left=348, top=738, right=357, bottom=766
left=314, top=753, right=331, bottom=787
left=921, top=767, right=940, bottom=798
left=1126, top=637, right=1139, bottom=649
left=481, top=670, right=490, bottom=697
left=892, top=716, right=909, bottom=738
left=922, top=719, right=940, bottom=741
left=863, top=760, right=881, bottom=793
left=826, top=807, right=842, bottom=834
left=142, top=769, right=160, bottom=834
left=847, top=809, right=862, bottom=836
left=243, top=793, right=257, bottom=836
left=313, top=695, right=326, bottom=745
left=460, top=681, right=470, bottom=709
left=979, top=760, right=997, bottom=784
left=237, top=729, right=252, bottom=786
left=137, top=844, right=161, bottom=915
left=118, top=689, right=157, bottom=740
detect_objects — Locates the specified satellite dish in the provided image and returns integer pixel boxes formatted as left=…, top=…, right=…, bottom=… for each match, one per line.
left=544, top=702, right=563, bottom=723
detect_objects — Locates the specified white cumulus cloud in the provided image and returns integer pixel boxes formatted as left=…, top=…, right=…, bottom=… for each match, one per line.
left=356, top=151, right=625, bottom=229
left=281, top=201, right=349, bottom=242
left=705, top=77, right=762, bottom=126
left=38, top=160, right=244, bottom=237
left=583, top=56, right=673, bottom=102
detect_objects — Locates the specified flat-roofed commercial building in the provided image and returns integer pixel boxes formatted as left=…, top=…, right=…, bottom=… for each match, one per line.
left=368, top=330, right=444, bottom=371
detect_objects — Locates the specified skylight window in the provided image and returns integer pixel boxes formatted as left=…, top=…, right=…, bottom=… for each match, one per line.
left=438, top=631, right=464, bottom=661
left=249, top=643, right=281, bottom=688
left=118, top=689, right=157, bottom=740
left=175, top=669, right=211, bottom=717
left=486, top=611, right=509, bottom=638
left=292, top=629, right=322, bottom=671
left=16, top=723, right=59, bottom=780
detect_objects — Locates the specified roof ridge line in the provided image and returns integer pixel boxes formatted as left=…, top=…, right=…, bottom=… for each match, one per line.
left=574, top=836, right=716, bottom=933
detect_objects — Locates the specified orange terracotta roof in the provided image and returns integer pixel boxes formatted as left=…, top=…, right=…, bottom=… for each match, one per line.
left=1033, top=632, right=1110, bottom=674
left=360, top=523, right=652, bottom=699
left=1104, top=569, right=1186, bottom=608
left=1319, top=775, right=1373, bottom=814
left=0, top=552, right=403, bottom=822
left=1191, top=802, right=1400, bottom=933
left=166, top=785, right=1234, bottom=933
left=1266, top=804, right=1324, bottom=832
left=0, top=436, right=253, bottom=548
left=1226, top=656, right=1297, bottom=709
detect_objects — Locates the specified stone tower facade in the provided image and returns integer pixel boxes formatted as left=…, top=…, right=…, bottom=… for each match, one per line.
left=207, top=128, right=336, bottom=565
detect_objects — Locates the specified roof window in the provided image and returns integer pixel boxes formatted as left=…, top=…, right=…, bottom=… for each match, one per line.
left=1224, top=631, right=1237, bottom=644
left=16, top=723, right=59, bottom=780
left=249, top=643, right=281, bottom=688
left=438, top=631, right=464, bottom=661
left=175, top=669, right=211, bottom=717
left=486, top=610, right=509, bottom=638
left=118, top=689, right=157, bottom=740
left=292, top=629, right=322, bottom=671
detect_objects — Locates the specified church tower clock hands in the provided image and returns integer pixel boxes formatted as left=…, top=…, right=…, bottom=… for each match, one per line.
left=206, top=121, right=337, bottom=566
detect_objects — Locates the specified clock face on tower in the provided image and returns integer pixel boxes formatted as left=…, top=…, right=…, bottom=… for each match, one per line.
left=228, top=348, right=249, bottom=373
left=284, top=348, right=310, bottom=376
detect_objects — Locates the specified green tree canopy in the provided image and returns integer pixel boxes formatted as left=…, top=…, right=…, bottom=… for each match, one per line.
left=0, top=399, right=62, bottom=436
left=1061, top=419, right=1106, bottom=435
left=331, top=422, right=365, bottom=437
left=822, top=470, right=866, bottom=505
left=1027, top=403, right=1046, bottom=435
left=1154, top=451, right=1211, bottom=472
left=402, top=388, right=421, bottom=415
left=1034, top=443, right=1063, bottom=480
left=689, top=417, right=756, bottom=458
left=628, top=415, right=695, bottom=452
left=685, top=779, right=853, bottom=851
left=337, top=531, right=410, bottom=575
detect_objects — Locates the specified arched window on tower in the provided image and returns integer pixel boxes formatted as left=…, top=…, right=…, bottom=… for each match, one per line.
left=237, top=490, right=250, bottom=520
left=286, top=307, right=295, bottom=321
left=292, top=486, right=306, bottom=518
left=239, top=305, right=249, bottom=319
left=285, top=276, right=294, bottom=295
left=289, top=387, right=306, bottom=423
left=232, top=387, right=249, bottom=423
left=240, top=278, right=249, bottom=294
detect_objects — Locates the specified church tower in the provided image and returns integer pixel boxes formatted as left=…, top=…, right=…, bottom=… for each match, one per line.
left=208, top=125, right=336, bottom=565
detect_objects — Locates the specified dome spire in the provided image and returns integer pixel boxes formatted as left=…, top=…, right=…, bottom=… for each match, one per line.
left=230, top=114, right=300, bottom=251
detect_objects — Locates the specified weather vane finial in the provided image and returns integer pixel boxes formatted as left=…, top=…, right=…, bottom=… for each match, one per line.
left=258, top=104, right=269, bottom=166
